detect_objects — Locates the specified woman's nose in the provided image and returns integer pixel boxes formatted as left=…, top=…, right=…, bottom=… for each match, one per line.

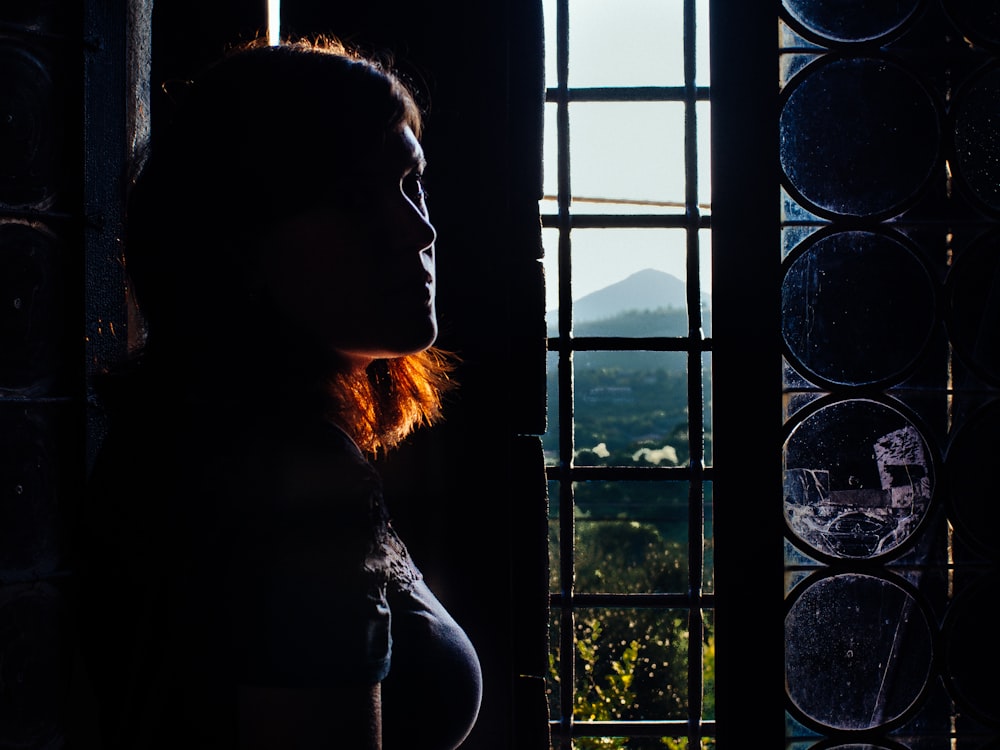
left=399, top=199, right=437, bottom=251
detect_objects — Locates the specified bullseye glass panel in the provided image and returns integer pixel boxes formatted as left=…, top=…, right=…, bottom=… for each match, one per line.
left=782, top=0, right=920, bottom=44
left=783, top=398, right=933, bottom=561
left=942, top=570, right=1000, bottom=725
left=0, top=43, right=60, bottom=209
left=785, top=572, right=933, bottom=732
left=0, top=404, right=61, bottom=578
left=945, top=231, right=1000, bottom=385
left=0, top=221, right=69, bottom=395
left=943, top=0, right=1000, bottom=52
left=944, top=400, right=1000, bottom=560
left=0, top=15, right=82, bottom=749
left=951, top=64, right=1000, bottom=216
left=781, top=230, right=936, bottom=388
left=779, top=56, right=939, bottom=219
left=779, top=2, right=1000, bottom=745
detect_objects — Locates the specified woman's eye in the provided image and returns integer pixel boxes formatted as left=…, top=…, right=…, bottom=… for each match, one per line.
left=403, top=171, right=427, bottom=203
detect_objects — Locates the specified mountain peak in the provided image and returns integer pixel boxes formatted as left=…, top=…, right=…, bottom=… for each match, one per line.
left=567, top=268, right=700, bottom=323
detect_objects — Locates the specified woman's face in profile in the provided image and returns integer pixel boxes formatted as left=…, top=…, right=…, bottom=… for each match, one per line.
left=262, top=124, right=438, bottom=364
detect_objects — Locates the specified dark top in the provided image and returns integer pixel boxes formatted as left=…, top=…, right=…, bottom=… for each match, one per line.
left=77, top=384, right=481, bottom=750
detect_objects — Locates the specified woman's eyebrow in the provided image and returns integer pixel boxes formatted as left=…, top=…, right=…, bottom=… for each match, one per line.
left=398, top=145, right=426, bottom=172
left=384, top=129, right=426, bottom=171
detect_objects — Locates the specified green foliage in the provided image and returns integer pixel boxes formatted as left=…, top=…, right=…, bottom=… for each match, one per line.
left=573, top=517, right=687, bottom=594
left=547, top=519, right=716, bottom=746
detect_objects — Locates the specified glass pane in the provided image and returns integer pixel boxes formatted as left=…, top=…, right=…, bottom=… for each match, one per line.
left=569, top=102, right=685, bottom=214
left=782, top=0, right=920, bottom=43
left=540, top=104, right=558, bottom=215
left=547, top=607, right=561, bottom=719
left=574, top=480, right=689, bottom=594
left=541, top=227, right=558, bottom=317
left=695, top=0, right=710, bottom=88
left=781, top=230, right=936, bottom=388
left=703, top=482, right=714, bottom=594
left=785, top=573, right=933, bottom=731
left=0, top=222, right=66, bottom=392
left=574, top=351, right=688, bottom=467
left=543, top=0, right=711, bottom=89
left=699, top=228, right=712, bottom=337
left=702, top=351, right=713, bottom=466
left=777, top=2, right=989, bottom=746
left=572, top=229, right=687, bottom=324
left=944, top=569, right=1000, bottom=724
left=703, top=607, right=715, bottom=719
left=946, top=232, right=1000, bottom=385
left=543, top=348, right=560, bottom=464
left=951, top=65, right=1000, bottom=213
left=697, top=100, right=712, bottom=210
left=548, top=478, right=561, bottom=592
left=572, top=739, right=713, bottom=749
left=946, top=0, right=1000, bottom=50
left=567, top=0, right=685, bottom=88
left=543, top=228, right=711, bottom=338
left=541, top=54, right=713, bottom=216
left=542, top=0, right=557, bottom=89
left=779, top=56, right=939, bottom=219
left=945, top=400, right=1000, bottom=559
left=574, top=607, right=692, bottom=720
left=783, top=398, right=934, bottom=562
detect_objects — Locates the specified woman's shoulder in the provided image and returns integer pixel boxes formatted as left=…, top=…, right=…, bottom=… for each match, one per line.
left=90, top=376, right=384, bottom=532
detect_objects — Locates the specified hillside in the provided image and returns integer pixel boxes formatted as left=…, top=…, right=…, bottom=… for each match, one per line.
left=546, top=268, right=712, bottom=339
left=573, top=268, right=690, bottom=322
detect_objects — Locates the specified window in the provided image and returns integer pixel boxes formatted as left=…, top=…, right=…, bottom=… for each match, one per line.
left=4, top=2, right=999, bottom=747
left=778, top=2, right=1000, bottom=745
left=545, top=1, right=1000, bottom=747
left=541, top=1, right=714, bottom=746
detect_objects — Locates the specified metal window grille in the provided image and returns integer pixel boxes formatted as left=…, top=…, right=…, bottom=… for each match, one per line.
left=542, top=1, right=715, bottom=745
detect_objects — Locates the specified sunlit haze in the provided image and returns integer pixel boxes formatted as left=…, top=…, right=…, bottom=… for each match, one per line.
left=268, top=0, right=280, bottom=45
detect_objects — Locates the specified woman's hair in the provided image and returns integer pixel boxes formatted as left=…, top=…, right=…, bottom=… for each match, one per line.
left=121, top=34, right=455, bottom=454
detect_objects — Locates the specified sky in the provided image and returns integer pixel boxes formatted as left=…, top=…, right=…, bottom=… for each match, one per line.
left=539, top=0, right=712, bottom=311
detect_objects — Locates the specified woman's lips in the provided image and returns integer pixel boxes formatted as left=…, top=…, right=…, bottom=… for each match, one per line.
left=387, top=277, right=434, bottom=308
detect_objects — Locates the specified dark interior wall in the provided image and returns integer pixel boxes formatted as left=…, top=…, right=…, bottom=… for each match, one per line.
left=0, top=3, right=86, bottom=749
left=145, top=2, right=549, bottom=748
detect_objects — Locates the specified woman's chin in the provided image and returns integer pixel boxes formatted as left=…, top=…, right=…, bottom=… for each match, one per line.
left=336, top=331, right=439, bottom=361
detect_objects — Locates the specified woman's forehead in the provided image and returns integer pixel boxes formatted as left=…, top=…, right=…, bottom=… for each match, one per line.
left=382, top=124, right=425, bottom=169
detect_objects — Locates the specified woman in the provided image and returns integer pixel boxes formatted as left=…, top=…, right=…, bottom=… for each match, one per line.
left=78, top=36, right=482, bottom=750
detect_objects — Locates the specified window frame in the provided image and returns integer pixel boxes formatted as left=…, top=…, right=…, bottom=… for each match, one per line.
left=541, top=0, right=767, bottom=745
left=709, top=1, right=786, bottom=743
